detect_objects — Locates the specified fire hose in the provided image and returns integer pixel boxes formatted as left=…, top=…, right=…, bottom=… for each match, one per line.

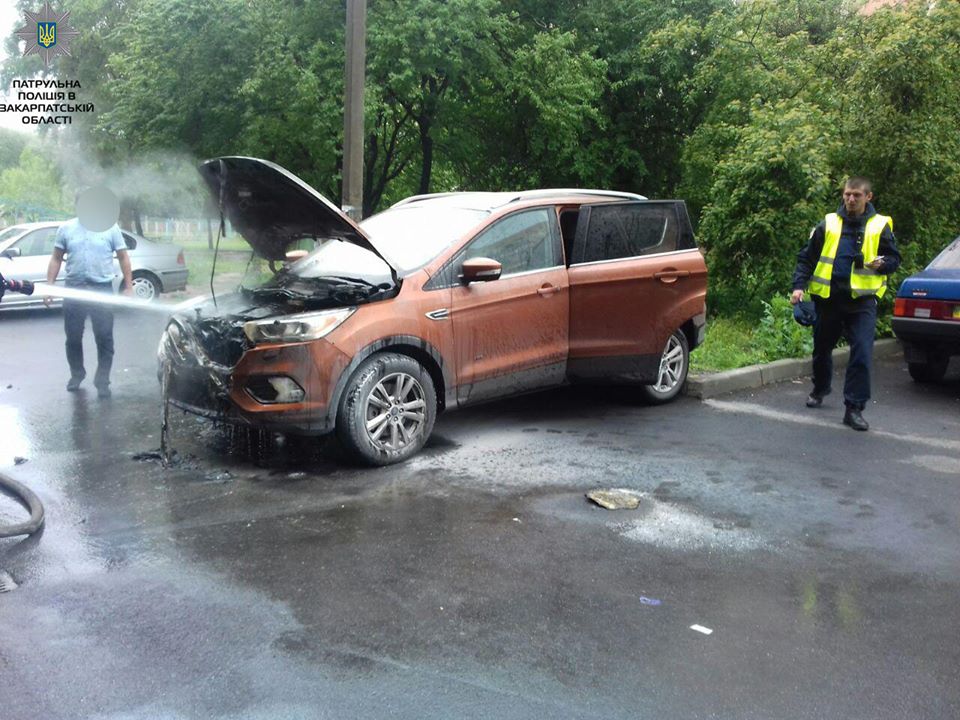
left=0, top=472, right=44, bottom=537
left=0, top=272, right=45, bottom=537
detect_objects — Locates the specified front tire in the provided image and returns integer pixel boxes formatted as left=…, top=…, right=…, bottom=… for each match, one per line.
left=336, top=353, right=437, bottom=466
left=908, top=354, right=949, bottom=383
left=638, top=330, right=689, bottom=404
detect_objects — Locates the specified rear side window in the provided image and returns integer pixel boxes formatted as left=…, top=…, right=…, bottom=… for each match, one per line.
left=573, top=201, right=694, bottom=264
left=929, top=237, right=960, bottom=270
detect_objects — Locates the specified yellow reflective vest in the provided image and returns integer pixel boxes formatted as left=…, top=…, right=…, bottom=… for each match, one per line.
left=808, top=213, right=892, bottom=300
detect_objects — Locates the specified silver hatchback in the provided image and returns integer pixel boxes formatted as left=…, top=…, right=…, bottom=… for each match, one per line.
left=0, top=221, right=189, bottom=308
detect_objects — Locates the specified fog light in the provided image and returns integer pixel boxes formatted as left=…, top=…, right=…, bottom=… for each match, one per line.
left=246, top=376, right=305, bottom=404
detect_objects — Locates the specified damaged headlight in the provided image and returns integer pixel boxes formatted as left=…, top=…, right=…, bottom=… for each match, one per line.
left=243, top=307, right=356, bottom=345
left=159, top=321, right=188, bottom=361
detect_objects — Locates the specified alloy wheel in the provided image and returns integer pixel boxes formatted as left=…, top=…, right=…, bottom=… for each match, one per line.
left=653, top=333, right=686, bottom=393
left=363, top=372, right=427, bottom=451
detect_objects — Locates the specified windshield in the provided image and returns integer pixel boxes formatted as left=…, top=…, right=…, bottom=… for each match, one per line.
left=284, top=238, right=394, bottom=285
left=360, top=205, right=489, bottom=274
left=929, top=237, right=960, bottom=270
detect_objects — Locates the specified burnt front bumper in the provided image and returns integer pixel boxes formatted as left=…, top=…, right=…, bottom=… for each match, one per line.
left=157, top=319, right=347, bottom=435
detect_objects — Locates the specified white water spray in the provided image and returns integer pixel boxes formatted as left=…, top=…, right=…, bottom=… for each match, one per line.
left=30, top=283, right=208, bottom=314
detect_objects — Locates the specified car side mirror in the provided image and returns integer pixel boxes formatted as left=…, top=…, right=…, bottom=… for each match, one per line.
left=124, top=236, right=137, bottom=250
left=460, top=257, right=502, bottom=283
left=1, top=248, right=21, bottom=259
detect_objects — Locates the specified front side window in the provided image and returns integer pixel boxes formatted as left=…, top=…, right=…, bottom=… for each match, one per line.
left=578, top=203, right=679, bottom=264
left=463, top=208, right=561, bottom=276
left=14, top=227, right=57, bottom=257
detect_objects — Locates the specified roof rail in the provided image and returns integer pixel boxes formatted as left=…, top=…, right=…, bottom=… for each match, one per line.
left=504, top=189, right=647, bottom=203
left=391, top=188, right=647, bottom=209
left=390, top=192, right=466, bottom=208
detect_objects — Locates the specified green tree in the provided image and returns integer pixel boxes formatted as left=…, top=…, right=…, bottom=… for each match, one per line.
left=676, top=0, right=960, bottom=316
left=442, top=27, right=607, bottom=191
left=503, top=0, right=727, bottom=195
left=102, top=0, right=258, bottom=157
left=835, top=1, right=960, bottom=266
left=0, top=144, right=68, bottom=219
left=0, top=129, right=29, bottom=172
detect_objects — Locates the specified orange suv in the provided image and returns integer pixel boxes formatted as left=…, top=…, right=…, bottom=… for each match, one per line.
left=159, top=157, right=707, bottom=464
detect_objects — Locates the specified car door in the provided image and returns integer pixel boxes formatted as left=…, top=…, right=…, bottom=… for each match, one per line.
left=566, top=200, right=704, bottom=382
left=448, top=207, right=568, bottom=405
left=7, top=226, right=59, bottom=282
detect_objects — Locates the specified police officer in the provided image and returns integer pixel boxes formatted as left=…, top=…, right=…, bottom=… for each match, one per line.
left=790, top=177, right=901, bottom=431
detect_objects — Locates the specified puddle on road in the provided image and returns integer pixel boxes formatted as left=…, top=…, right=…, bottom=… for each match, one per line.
left=132, top=408, right=343, bottom=484
left=616, top=497, right=764, bottom=552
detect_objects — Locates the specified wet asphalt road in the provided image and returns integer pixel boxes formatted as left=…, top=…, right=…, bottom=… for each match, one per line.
left=1, top=306, right=959, bottom=720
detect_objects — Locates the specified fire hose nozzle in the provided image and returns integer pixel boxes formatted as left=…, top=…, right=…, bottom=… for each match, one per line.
left=0, top=272, right=36, bottom=300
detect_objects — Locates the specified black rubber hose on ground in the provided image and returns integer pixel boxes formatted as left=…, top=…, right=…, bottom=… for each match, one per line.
left=0, top=472, right=45, bottom=537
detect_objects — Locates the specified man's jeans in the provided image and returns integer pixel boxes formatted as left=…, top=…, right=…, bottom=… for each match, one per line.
left=811, top=295, right=877, bottom=410
left=63, top=281, right=115, bottom=389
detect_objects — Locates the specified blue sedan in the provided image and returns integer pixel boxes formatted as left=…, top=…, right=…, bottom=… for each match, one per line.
left=892, top=236, right=960, bottom=382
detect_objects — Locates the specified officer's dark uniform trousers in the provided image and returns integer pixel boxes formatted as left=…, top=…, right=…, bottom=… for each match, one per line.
left=811, top=295, right=876, bottom=411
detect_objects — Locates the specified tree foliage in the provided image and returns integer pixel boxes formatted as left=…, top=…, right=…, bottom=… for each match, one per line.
left=0, top=144, right=67, bottom=218
left=1, top=0, right=958, bottom=323
left=680, top=0, right=960, bottom=315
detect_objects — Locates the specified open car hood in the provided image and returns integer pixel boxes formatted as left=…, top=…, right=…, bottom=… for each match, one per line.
left=198, top=157, right=396, bottom=274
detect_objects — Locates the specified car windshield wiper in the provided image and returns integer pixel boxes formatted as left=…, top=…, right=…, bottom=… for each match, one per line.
left=321, top=275, right=388, bottom=290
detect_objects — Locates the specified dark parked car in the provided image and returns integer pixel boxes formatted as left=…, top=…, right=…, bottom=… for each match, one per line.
left=892, top=235, right=960, bottom=382
left=159, top=157, right=707, bottom=465
left=0, top=221, right=188, bottom=308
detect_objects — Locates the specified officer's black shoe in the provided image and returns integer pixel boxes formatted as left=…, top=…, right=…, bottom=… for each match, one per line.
left=66, top=373, right=85, bottom=392
left=806, top=392, right=828, bottom=408
left=843, top=407, right=869, bottom=431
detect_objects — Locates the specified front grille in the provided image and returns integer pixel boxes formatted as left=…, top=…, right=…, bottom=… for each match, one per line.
left=196, top=321, right=248, bottom=367
left=166, top=363, right=231, bottom=415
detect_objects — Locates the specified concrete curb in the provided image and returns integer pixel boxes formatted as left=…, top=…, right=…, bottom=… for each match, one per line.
left=684, top=338, right=902, bottom=400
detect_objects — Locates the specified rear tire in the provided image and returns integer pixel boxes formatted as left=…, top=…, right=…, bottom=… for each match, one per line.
left=638, top=330, right=689, bottom=404
left=908, top=354, right=949, bottom=383
left=132, top=271, right=161, bottom=301
left=336, top=353, right=437, bottom=466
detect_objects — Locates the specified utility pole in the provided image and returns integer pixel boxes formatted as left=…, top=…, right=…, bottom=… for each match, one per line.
left=342, top=0, right=366, bottom=221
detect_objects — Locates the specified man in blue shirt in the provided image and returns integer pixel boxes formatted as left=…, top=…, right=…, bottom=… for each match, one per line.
left=46, top=187, right=133, bottom=399
left=790, top=177, right=901, bottom=431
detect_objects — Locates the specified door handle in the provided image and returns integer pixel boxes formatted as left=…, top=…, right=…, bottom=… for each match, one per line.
left=654, top=270, right=690, bottom=283
left=537, top=284, right=561, bottom=297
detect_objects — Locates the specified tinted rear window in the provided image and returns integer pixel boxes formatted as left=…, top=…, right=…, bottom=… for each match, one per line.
left=577, top=202, right=685, bottom=264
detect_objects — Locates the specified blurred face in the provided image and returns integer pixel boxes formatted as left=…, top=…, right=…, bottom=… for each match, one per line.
left=842, top=184, right=872, bottom=217
left=76, top=186, right=120, bottom=232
